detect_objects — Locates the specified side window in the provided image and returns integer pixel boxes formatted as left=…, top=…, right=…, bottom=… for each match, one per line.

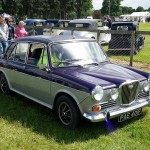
left=117, top=25, right=128, bottom=31
left=27, top=44, right=48, bottom=67
left=5, top=43, right=16, bottom=58
left=117, top=26, right=123, bottom=30
left=8, top=43, right=29, bottom=63
left=75, top=24, right=84, bottom=28
left=36, top=22, right=43, bottom=26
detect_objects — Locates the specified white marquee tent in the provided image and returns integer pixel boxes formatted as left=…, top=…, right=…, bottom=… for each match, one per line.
left=120, top=11, right=150, bottom=22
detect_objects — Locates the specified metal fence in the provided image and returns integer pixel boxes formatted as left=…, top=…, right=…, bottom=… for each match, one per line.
left=25, top=26, right=150, bottom=71
left=103, top=30, right=150, bottom=72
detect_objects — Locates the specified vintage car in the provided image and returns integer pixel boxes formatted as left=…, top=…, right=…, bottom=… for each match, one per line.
left=108, top=21, right=145, bottom=54
left=24, top=19, right=46, bottom=35
left=0, top=35, right=149, bottom=129
left=43, top=19, right=70, bottom=36
left=62, top=19, right=111, bottom=45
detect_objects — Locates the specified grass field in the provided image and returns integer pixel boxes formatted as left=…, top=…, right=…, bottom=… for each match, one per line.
left=0, top=23, right=150, bottom=150
left=139, top=22, right=150, bottom=31
left=0, top=93, right=150, bottom=150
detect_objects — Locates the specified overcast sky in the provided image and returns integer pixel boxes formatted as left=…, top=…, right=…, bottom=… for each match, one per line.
left=92, top=0, right=150, bottom=10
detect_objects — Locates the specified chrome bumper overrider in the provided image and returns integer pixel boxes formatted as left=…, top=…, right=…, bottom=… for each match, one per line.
left=83, top=100, right=149, bottom=122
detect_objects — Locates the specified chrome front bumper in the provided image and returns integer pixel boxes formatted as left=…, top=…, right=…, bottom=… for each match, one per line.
left=83, top=100, right=149, bottom=122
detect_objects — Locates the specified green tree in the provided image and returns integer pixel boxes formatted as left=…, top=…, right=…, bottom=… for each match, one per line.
left=136, top=6, right=144, bottom=12
left=0, top=0, right=3, bottom=13
left=101, top=0, right=123, bottom=16
left=75, top=0, right=92, bottom=18
left=122, top=6, right=134, bottom=14
left=68, top=11, right=77, bottom=19
left=147, top=7, right=150, bottom=11
left=0, top=0, right=92, bottom=19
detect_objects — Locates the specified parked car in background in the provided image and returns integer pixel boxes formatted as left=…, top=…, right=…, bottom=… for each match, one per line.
left=62, top=19, right=111, bottom=45
left=43, top=19, right=70, bottom=35
left=24, top=19, right=46, bottom=35
left=108, top=21, right=145, bottom=54
left=0, top=35, right=149, bottom=129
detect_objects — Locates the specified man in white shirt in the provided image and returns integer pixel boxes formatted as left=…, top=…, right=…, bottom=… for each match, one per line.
left=0, top=16, right=9, bottom=56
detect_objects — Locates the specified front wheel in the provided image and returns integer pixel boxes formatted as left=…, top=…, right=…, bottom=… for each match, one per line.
left=55, top=95, right=80, bottom=129
left=0, top=73, right=10, bottom=94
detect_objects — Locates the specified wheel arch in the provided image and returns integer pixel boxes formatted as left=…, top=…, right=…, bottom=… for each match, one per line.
left=53, top=91, right=80, bottom=112
left=0, top=70, right=7, bottom=78
left=54, top=91, right=82, bottom=129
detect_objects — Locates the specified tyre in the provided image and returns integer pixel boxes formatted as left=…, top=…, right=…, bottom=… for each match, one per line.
left=55, top=95, right=80, bottom=129
left=0, top=73, right=10, bottom=94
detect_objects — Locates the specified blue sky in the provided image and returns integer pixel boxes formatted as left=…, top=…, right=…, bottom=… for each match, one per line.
left=92, top=0, right=150, bottom=10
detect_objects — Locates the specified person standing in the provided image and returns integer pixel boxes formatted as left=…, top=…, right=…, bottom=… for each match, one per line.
left=0, top=16, right=9, bottom=55
left=7, top=18, right=15, bottom=44
left=102, top=16, right=109, bottom=27
left=106, top=15, right=112, bottom=29
left=14, top=21, right=28, bottom=38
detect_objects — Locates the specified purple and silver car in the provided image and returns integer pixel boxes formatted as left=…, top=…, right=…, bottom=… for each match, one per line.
left=0, top=35, right=149, bottom=129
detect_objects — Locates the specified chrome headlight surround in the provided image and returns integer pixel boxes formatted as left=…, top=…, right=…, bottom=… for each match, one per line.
left=110, top=88, right=119, bottom=100
left=92, top=86, right=104, bottom=101
left=143, top=79, right=150, bottom=92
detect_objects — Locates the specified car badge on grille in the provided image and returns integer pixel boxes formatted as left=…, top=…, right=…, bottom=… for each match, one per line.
left=128, top=84, right=134, bottom=89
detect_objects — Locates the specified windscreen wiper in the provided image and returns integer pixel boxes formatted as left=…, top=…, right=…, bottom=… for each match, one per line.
left=83, top=62, right=99, bottom=66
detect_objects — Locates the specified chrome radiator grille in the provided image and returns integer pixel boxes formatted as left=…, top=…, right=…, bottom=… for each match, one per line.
left=120, top=81, right=139, bottom=104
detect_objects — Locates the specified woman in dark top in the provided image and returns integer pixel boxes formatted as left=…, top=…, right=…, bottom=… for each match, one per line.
left=7, top=18, right=15, bottom=44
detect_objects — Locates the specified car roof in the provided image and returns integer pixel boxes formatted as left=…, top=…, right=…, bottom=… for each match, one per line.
left=68, top=19, right=101, bottom=29
left=45, top=19, right=70, bottom=23
left=69, top=19, right=101, bottom=24
left=13, top=35, right=96, bottom=44
left=24, top=19, right=46, bottom=23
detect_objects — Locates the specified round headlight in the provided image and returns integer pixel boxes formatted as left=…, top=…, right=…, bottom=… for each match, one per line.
left=143, top=80, right=150, bottom=92
left=92, top=86, right=103, bottom=101
left=110, top=88, right=119, bottom=100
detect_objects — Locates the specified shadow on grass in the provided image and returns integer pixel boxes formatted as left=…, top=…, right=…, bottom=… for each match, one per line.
left=0, top=93, right=148, bottom=144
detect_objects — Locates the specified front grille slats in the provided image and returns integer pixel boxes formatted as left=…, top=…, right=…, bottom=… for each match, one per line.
left=137, top=91, right=149, bottom=99
left=101, top=101, right=116, bottom=110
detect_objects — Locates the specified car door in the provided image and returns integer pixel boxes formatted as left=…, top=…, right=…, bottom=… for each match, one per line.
left=6, top=42, right=52, bottom=106
left=6, top=42, right=30, bottom=92
left=24, top=43, right=52, bottom=106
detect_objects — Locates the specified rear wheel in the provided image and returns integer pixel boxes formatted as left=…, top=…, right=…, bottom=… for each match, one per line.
left=0, top=73, right=10, bottom=94
left=55, top=95, right=80, bottom=129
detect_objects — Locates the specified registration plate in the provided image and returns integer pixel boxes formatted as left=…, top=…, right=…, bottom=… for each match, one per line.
left=118, top=108, right=142, bottom=122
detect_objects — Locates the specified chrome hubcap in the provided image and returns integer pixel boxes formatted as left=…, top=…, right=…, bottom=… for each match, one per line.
left=58, top=102, right=72, bottom=125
